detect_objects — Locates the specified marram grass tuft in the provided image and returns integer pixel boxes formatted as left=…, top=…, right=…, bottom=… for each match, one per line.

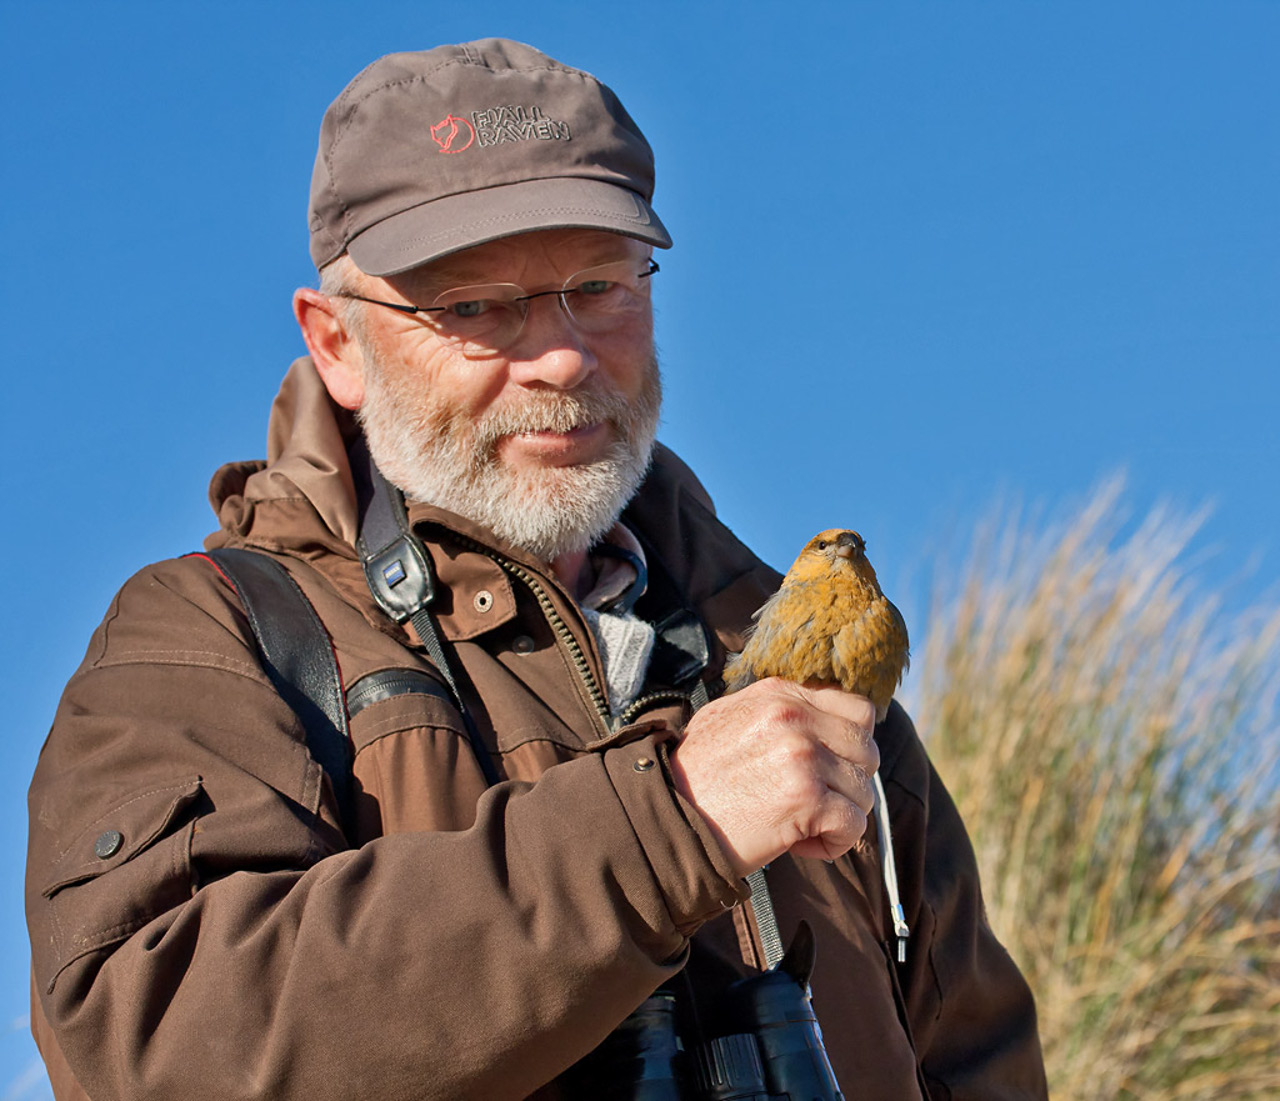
left=908, top=480, right=1279, bottom=1100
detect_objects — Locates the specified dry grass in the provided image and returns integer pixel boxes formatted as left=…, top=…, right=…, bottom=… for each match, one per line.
left=907, top=480, right=1280, bottom=1100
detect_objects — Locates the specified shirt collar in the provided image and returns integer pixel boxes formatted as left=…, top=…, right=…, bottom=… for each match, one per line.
left=580, top=523, right=648, bottom=614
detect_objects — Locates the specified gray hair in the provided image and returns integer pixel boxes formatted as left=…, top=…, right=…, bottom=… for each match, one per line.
left=317, top=255, right=370, bottom=339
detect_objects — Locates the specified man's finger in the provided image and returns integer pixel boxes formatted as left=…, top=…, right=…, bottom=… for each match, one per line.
left=800, top=682, right=877, bottom=731
left=823, top=752, right=876, bottom=817
left=798, top=687, right=880, bottom=778
left=790, top=792, right=870, bottom=863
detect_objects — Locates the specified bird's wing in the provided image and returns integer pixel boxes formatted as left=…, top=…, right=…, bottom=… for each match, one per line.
left=890, top=597, right=911, bottom=675
left=829, top=618, right=868, bottom=696
left=724, top=584, right=817, bottom=691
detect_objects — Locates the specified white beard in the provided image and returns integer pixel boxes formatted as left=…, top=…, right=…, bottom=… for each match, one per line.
left=356, top=347, right=662, bottom=563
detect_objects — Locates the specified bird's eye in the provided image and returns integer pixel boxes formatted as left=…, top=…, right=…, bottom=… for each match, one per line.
left=817, top=540, right=828, bottom=551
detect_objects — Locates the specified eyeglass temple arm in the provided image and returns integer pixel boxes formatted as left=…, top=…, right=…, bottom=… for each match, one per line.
left=334, top=292, right=443, bottom=316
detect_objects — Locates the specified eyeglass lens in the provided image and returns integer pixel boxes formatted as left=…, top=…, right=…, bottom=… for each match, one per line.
left=426, top=259, right=655, bottom=354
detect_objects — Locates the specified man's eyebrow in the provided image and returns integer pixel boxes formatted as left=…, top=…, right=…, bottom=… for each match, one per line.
left=420, top=262, right=489, bottom=285
left=393, top=263, right=504, bottom=297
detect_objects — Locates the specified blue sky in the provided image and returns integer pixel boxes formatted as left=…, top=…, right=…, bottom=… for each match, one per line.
left=3, top=3, right=1277, bottom=1095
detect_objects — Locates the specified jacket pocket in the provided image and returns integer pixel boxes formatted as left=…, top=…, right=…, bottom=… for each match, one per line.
left=38, top=777, right=203, bottom=989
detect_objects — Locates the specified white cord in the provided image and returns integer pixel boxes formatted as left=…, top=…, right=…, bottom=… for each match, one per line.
left=873, top=772, right=911, bottom=963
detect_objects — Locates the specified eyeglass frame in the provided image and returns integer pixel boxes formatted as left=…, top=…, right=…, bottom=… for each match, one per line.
left=328, top=257, right=659, bottom=343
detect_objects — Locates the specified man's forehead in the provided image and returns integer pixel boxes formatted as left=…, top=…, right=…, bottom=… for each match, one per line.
left=387, top=228, right=650, bottom=290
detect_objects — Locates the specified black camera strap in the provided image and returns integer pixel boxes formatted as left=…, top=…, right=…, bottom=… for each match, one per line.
left=744, top=869, right=786, bottom=970
left=349, top=436, right=501, bottom=788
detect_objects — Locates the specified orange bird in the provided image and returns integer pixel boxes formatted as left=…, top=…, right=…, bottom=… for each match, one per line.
left=725, top=529, right=910, bottom=722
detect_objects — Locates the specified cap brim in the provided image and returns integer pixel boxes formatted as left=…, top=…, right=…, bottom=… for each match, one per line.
left=347, top=177, right=672, bottom=276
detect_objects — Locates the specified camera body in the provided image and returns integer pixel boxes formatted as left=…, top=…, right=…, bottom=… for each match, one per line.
left=563, top=922, right=843, bottom=1101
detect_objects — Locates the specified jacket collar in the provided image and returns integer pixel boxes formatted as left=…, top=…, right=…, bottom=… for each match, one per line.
left=205, top=356, right=781, bottom=655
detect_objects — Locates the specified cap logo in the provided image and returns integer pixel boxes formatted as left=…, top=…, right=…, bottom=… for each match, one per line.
left=430, top=114, right=475, bottom=154
left=471, top=105, right=572, bottom=148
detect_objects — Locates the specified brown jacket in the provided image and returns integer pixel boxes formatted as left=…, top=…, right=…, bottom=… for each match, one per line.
left=27, top=359, right=1047, bottom=1100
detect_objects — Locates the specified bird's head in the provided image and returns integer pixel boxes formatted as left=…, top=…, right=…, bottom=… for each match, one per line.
left=786, top=529, right=881, bottom=588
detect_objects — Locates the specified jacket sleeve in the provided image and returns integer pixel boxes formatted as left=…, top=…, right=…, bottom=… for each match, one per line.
left=25, top=557, right=744, bottom=1101
left=879, top=706, right=1050, bottom=1100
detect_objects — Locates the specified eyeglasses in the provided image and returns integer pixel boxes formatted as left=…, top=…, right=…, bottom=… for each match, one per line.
left=332, top=257, right=658, bottom=357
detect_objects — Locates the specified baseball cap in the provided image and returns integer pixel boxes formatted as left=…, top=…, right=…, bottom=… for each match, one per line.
left=308, top=39, right=672, bottom=275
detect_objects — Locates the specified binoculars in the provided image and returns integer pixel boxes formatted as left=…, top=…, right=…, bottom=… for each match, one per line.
left=563, top=922, right=843, bottom=1101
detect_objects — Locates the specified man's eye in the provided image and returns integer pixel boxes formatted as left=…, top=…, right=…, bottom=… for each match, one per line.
left=448, top=299, right=492, bottom=318
left=574, top=279, right=615, bottom=296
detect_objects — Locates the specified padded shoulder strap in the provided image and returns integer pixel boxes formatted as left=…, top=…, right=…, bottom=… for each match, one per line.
left=206, top=547, right=355, bottom=834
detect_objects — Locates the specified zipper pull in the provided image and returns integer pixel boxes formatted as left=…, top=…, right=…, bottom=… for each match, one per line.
left=891, top=902, right=910, bottom=964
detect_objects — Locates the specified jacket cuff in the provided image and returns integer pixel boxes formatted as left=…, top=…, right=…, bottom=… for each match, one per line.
left=602, top=734, right=747, bottom=938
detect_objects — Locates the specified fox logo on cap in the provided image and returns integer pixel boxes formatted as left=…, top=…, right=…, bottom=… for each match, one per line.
left=430, top=114, right=475, bottom=154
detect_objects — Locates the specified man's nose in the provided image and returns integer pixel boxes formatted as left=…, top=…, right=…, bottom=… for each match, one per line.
left=505, top=295, right=597, bottom=389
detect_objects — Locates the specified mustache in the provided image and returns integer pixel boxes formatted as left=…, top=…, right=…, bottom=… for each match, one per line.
left=473, top=387, right=638, bottom=448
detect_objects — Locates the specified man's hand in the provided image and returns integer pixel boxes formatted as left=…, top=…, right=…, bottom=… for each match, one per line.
left=666, top=678, right=879, bottom=878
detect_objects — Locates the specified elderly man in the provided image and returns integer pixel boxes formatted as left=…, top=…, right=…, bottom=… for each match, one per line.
left=26, top=39, right=1047, bottom=1100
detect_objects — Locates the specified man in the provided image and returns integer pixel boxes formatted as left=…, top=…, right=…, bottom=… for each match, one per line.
left=26, top=39, right=1047, bottom=1100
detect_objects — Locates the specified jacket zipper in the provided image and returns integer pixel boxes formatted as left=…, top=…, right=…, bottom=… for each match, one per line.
left=615, top=690, right=691, bottom=729
left=452, top=534, right=613, bottom=737
left=449, top=536, right=704, bottom=737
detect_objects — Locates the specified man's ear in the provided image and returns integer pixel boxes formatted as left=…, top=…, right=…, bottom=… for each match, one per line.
left=293, top=287, right=366, bottom=410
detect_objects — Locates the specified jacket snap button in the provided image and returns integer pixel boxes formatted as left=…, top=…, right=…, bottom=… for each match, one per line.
left=473, top=590, right=494, bottom=613
left=94, top=830, right=124, bottom=859
left=633, top=756, right=656, bottom=773
left=512, top=635, right=535, bottom=654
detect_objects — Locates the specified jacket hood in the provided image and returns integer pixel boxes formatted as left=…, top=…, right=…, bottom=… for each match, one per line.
left=207, top=358, right=365, bottom=559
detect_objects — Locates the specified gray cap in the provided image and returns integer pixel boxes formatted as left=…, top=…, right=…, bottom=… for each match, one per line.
left=308, top=39, right=672, bottom=275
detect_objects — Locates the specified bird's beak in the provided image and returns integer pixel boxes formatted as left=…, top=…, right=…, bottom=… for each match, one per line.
left=834, top=531, right=863, bottom=559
